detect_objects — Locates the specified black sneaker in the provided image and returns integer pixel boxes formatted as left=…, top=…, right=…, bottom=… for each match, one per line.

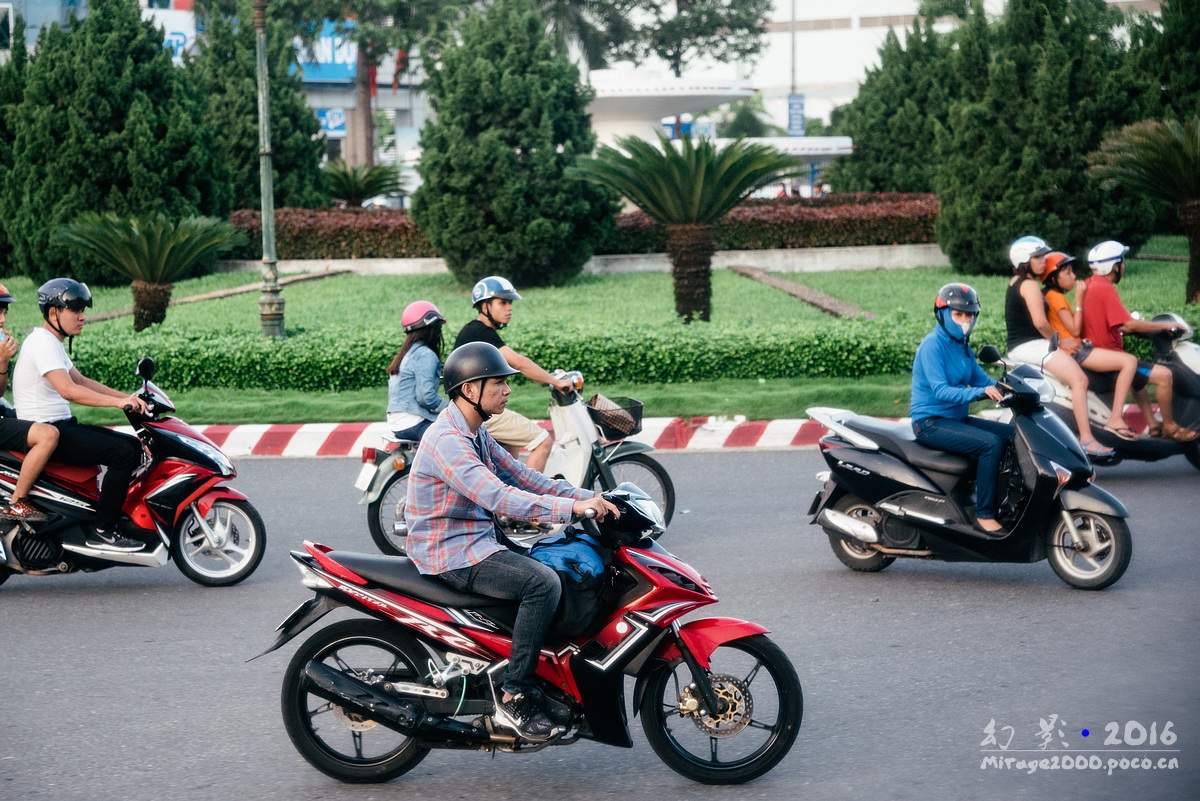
left=492, top=692, right=561, bottom=742
left=86, top=528, right=145, bottom=553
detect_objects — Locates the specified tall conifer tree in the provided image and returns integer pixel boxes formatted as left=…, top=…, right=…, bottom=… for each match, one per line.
left=2, top=0, right=222, bottom=285
left=411, top=0, right=616, bottom=287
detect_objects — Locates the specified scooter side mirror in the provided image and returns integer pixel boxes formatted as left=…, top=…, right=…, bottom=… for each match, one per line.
left=977, top=345, right=1002, bottom=364
left=136, top=356, right=156, bottom=381
left=1047, top=333, right=1059, bottom=353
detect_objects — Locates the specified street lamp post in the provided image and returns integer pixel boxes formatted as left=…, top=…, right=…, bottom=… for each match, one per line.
left=253, top=0, right=284, bottom=337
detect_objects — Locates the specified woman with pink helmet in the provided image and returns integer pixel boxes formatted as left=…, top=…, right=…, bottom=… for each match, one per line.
left=386, top=301, right=448, bottom=441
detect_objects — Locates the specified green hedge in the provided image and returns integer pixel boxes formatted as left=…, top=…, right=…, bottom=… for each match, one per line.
left=75, top=320, right=935, bottom=393
left=228, top=193, right=938, bottom=261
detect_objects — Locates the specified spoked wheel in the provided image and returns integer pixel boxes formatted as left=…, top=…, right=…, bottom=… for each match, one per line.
left=171, top=499, right=266, bottom=586
left=281, top=619, right=431, bottom=783
left=593, top=453, right=676, bottom=530
left=1046, top=511, right=1131, bottom=590
left=823, top=495, right=895, bottom=572
left=1186, top=443, right=1200, bottom=472
left=640, top=634, right=802, bottom=784
left=367, top=471, right=408, bottom=556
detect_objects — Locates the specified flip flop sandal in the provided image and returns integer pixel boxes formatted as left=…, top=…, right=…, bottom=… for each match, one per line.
left=1080, top=438, right=1115, bottom=457
left=1102, top=424, right=1138, bottom=441
left=1165, top=425, right=1199, bottom=443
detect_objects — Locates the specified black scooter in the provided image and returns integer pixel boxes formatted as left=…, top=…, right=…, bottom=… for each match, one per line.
left=806, top=345, right=1132, bottom=590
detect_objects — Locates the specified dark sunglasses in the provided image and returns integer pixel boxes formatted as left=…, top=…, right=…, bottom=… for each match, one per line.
left=63, top=298, right=92, bottom=312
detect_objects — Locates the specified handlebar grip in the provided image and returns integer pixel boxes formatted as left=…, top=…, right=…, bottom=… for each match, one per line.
left=123, top=404, right=134, bottom=413
left=583, top=508, right=597, bottom=519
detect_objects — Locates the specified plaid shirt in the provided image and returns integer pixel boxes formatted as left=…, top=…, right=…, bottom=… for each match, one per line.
left=405, top=403, right=591, bottom=575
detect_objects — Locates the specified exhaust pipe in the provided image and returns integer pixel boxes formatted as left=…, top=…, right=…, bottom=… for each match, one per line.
left=820, top=509, right=879, bottom=544
left=302, top=661, right=488, bottom=744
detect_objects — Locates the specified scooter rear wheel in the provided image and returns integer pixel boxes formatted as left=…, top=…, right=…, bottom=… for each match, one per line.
left=367, top=471, right=409, bottom=556
left=824, top=495, right=895, bottom=572
left=1046, top=511, right=1131, bottom=590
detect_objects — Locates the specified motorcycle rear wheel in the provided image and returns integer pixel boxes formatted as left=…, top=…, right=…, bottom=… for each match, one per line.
left=640, top=634, right=802, bottom=784
left=1046, top=511, right=1131, bottom=590
left=1186, top=444, right=1200, bottom=472
left=281, top=619, right=431, bottom=783
left=592, top=453, right=676, bottom=530
left=367, top=471, right=409, bottom=556
left=171, top=499, right=266, bottom=587
left=824, top=495, right=895, bottom=572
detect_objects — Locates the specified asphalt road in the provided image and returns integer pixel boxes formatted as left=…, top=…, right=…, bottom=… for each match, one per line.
left=1, top=450, right=1196, bottom=801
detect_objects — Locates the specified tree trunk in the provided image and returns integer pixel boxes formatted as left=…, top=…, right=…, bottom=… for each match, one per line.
left=1181, top=199, right=1200, bottom=305
left=132, top=280, right=173, bottom=332
left=350, top=45, right=374, bottom=167
left=666, top=223, right=715, bottom=323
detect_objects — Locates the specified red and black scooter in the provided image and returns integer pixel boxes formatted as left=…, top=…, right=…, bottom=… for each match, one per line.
left=256, top=486, right=802, bottom=785
left=0, top=357, right=266, bottom=588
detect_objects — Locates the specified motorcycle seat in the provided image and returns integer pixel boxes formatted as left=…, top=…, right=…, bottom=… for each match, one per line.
left=845, top=418, right=972, bottom=475
left=331, top=551, right=518, bottom=611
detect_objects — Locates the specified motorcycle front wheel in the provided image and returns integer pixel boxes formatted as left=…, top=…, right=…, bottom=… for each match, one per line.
left=592, top=453, right=676, bottom=529
left=640, top=634, right=802, bottom=784
left=281, top=619, right=431, bottom=783
left=367, top=471, right=409, bottom=556
left=171, top=499, right=266, bottom=587
left=1046, top=510, right=1132, bottom=590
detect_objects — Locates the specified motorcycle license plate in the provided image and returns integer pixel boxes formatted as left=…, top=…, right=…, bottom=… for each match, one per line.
left=354, top=462, right=377, bottom=492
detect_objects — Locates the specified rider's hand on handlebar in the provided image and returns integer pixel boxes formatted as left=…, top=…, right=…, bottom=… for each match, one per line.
left=982, top=385, right=1006, bottom=403
left=552, top=377, right=576, bottom=393
left=574, top=495, right=620, bottom=522
left=121, top=394, right=149, bottom=415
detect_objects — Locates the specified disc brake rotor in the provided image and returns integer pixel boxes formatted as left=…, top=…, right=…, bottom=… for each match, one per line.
left=678, top=674, right=753, bottom=737
left=331, top=704, right=379, bottom=732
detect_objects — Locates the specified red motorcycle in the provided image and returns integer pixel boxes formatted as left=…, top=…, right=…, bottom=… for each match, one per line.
left=0, top=357, right=266, bottom=588
left=257, top=486, right=802, bottom=785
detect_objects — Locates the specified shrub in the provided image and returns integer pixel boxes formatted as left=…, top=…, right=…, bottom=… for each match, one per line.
left=229, top=208, right=437, bottom=260
left=596, top=195, right=938, bottom=255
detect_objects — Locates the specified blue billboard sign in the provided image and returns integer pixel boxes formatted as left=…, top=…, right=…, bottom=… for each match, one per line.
left=295, top=21, right=357, bottom=84
left=787, top=93, right=806, bottom=137
left=316, top=108, right=347, bottom=139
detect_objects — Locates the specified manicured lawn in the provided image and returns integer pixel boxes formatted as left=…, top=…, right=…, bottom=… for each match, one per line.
left=7, top=234, right=1195, bottom=424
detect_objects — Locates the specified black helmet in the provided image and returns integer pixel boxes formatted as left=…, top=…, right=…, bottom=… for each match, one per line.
left=443, top=342, right=519, bottom=397
left=594, top=483, right=667, bottom=546
left=38, top=278, right=92, bottom=318
left=934, top=283, right=981, bottom=314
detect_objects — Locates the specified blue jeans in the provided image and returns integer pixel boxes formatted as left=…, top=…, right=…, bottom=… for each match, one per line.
left=391, top=419, right=432, bottom=442
left=439, top=549, right=561, bottom=696
left=912, top=416, right=1014, bottom=519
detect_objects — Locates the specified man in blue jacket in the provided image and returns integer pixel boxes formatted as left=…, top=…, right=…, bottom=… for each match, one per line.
left=910, top=284, right=1012, bottom=534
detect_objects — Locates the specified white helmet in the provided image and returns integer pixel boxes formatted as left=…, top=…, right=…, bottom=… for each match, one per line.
left=1008, top=235, right=1051, bottom=269
left=1087, top=240, right=1130, bottom=277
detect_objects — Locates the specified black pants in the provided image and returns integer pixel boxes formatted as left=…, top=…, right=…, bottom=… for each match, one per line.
left=51, top=420, right=142, bottom=529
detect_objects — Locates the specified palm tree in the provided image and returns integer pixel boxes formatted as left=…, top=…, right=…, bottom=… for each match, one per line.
left=1088, top=116, right=1200, bottom=304
left=536, top=0, right=635, bottom=70
left=575, top=133, right=802, bottom=321
left=322, top=160, right=405, bottom=207
left=53, top=213, right=245, bottom=331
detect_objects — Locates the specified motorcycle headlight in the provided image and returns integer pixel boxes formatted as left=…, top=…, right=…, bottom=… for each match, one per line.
left=1026, top=375, right=1055, bottom=404
left=179, top=434, right=236, bottom=477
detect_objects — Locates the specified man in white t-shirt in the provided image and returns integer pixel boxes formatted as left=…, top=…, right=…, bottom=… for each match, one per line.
left=13, top=279, right=148, bottom=552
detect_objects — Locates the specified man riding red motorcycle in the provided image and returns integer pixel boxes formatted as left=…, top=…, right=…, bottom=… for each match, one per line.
left=405, top=341, right=617, bottom=741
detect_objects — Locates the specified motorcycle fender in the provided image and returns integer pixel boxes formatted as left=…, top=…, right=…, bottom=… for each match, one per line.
left=194, top=487, right=251, bottom=518
left=600, top=440, right=655, bottom=460
left=1059, top=484, right=1129, bottom=519
left=248, top=594, right=343, bottom=661
left=657, top=618, right=770, bottom=669
left=808, top=481, right=846, bottom=521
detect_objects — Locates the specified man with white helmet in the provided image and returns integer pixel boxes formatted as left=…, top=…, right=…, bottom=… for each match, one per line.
left=1080, top=241, right=1197, bottom=442
left=454, top=276, right=573, bottom=472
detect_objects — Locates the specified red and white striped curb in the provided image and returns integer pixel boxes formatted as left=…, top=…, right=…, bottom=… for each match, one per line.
left=149, top=417, right=831, bottom=459
left=122, top=405, right=1154, bottom=459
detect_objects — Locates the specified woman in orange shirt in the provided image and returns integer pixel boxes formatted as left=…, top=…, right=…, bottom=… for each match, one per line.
left=1042, top=252, right=1139, bottom=440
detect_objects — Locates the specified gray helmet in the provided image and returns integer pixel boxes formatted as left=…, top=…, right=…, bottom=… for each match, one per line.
left=37, top=278, right=92, bottom=319
left=471, top=276, right=522, bottom=308
left=443, top=342, right=519, bottom=397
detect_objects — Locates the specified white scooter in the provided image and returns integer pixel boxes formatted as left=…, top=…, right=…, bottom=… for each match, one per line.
left=355, top=370, right=676, bottom=554
left=1005, top=313, right=1200, bottom=470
